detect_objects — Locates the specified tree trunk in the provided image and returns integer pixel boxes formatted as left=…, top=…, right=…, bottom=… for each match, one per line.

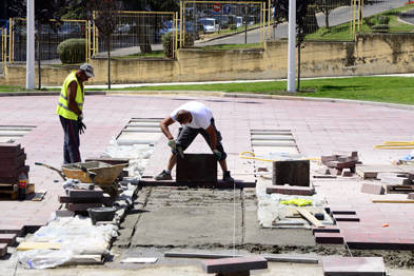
left=138, top=16, right=152, bottom=54
left=325, top=11, right=330, bottom=29
left=297, top=42, right=301, bottom=91
left=107, top=38, right=111, bottom=90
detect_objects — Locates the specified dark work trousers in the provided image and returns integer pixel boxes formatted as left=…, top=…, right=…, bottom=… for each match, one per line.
left=59, top=115, right=81, bottom=164
left=174, top=118, right=227, bottom=161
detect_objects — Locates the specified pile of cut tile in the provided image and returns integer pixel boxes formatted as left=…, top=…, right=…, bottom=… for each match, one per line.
left=0, top=143, right=30, bottom=200
left=58, top=185, right=113, bottom=216
left=321, top=151, right=359, bottom=176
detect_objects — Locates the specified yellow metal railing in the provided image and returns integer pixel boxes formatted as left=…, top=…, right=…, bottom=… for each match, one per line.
left=6, top=18, right=90, bottom=64
left=351, top=0, right=362, bottom=40
left=92, top=10, right=177, bottom=58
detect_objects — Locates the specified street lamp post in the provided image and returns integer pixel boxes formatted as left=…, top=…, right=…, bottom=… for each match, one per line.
left=26, top=0, right=35, bottom=90
left=287, top=0, right=296, bottom=92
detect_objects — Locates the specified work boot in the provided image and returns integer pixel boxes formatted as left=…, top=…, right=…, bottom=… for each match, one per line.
left=223, top=171, right=234, bottom=182
left=155, top=170, right=173, bottom=181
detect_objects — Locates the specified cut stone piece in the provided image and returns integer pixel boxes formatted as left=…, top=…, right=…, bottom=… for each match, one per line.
left=176, top=154, right=217, bottom=184
left=361, top=182, right=385, bottom=195
left=322, top=256, right=386, bottom=276
left=266, top=185, right=315, bottom=196
left=0, top=243, right=7, bottom=257
left=272, top=160, right=309, bottom=187
left=314, top=232, right=344, bottom=244
left=201, top=256, right=268, bottom=274
left=0, top=234, right=16, bottom=245
left=67, top=189, right=103, bottom=198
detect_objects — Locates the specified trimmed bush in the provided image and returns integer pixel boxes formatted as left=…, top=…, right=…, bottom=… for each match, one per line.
left=57, top=39, right=86, bottom=64
left=162, top=32, right=194, bottom=58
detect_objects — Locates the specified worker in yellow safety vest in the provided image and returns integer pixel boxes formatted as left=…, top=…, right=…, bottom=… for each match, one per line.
left=56, top=63, right=94, bottom=164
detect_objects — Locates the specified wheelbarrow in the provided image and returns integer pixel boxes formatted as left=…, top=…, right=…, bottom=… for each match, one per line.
left=35, top=161, right=128, bottom=195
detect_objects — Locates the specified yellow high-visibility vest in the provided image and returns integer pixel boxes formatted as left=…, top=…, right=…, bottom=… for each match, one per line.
left=56, top=71, right=84, bottom=120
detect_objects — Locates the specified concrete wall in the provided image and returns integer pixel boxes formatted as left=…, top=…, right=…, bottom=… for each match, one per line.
left=2, top=34, right=414, bottom=86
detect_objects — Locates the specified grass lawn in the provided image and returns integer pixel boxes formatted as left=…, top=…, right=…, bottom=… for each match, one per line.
left=0, top=85, right=27, bottom=93
left=111, top=76, right=414, bottom=105
left=305, top=4, right=414, bottom=41
left=199, top=43, right=263, bottom=51
left=2, top=77, right=413, bottom=105
left=113, top=50, right=166, bottom=59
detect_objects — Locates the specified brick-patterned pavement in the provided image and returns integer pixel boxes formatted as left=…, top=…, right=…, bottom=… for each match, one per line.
left=1, top=94, right=414, bottom=249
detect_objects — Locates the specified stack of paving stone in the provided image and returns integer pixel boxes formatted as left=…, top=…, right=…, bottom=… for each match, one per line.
left=0, top=233, right=17, bottom=258
left=58, top=184, right=114, bottom=216
left=321, top=151, right=359, bottom=176
left=0, top=143, right=29, bottom=200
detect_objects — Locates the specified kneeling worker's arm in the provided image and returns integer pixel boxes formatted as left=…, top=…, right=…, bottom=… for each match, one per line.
left=205, top=124, right=217, bottom=150
left=160, top=116, right=175, bottom=140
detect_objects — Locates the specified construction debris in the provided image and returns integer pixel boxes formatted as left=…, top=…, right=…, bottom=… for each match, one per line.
left=321, top=151, right=359, bottom=176
left=17, top=216, right=117, bottom=269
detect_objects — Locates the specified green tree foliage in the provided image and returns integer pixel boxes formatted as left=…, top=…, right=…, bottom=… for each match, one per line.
left=122, top=0, right=179, bottom=11
left=88, top=0, right=120, bottom=89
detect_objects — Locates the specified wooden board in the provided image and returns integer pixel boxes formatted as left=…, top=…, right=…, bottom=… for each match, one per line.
left=17, top=242, right=61, bottom=251
left=296, top=208, right=325, bottom=228
left=285, top=207, right=323, bottom=218
left=356, top=164, right=414, bottom=179
left=385, top=184, right=414, bottom=194
left=372, top=199, right=414, bottom=204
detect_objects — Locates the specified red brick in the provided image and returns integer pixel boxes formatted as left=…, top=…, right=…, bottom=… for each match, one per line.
left=0, top=243, right=7, bottom=257
left=360, top=182, right=385, bottom=195
left=333, top=214, right=360, bottom=222
left=322, top=256, right=385, bottom=275
left=201, top=256, right=268, bottom=274
left=331, top=210, right=356, bottom=215
left=341, top=168, right=353, bottom=177
left=66, top=203, right=102, bottom=212
left=312, top=226, right=340, bottom=235
left=0, top=225, right=24, bottom=236
left=347, top=240, right=414, bottom=250
left=315, top=232, right=344, bottom=244
left=0, top=153, right=26, bottom=167
left=0, top=234, right=16, bottom=245
left=266, top=185, right=315, bottom=196
left=0, top=143, right=21, bottom=154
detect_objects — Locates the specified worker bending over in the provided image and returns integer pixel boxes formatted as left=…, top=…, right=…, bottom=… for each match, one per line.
left=155, top=101, right=234, bottom=182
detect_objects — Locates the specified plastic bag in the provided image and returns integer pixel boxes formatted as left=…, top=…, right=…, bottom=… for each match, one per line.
left=18, top=249, right=73, bottom=269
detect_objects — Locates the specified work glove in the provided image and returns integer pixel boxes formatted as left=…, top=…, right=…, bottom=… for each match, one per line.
left=213, top=149, right=222, bottom=160
left=77, top=115, right=87, bottom=135
left=168, top=139, right=177, bottom=150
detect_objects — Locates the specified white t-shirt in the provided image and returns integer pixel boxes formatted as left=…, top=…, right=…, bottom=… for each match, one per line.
left=170, top=101, right=213, bottom=129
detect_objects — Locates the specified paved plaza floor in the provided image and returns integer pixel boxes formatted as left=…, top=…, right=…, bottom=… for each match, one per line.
left=1, top=93, right=414, bottom=274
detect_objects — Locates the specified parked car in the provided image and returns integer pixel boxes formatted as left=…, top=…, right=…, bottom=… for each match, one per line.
left=58, top=22, right=82, bottom=36
left=235, top=16, right=243, bottom=28
left=116, top=23, right=131, bottom=33
left=159, top=20, right=203, bottom=40
left=199, top=18, right=219, bottom=33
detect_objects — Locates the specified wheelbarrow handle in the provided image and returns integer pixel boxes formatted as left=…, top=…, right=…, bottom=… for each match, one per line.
left=35, top=162, right=67, bottom=181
